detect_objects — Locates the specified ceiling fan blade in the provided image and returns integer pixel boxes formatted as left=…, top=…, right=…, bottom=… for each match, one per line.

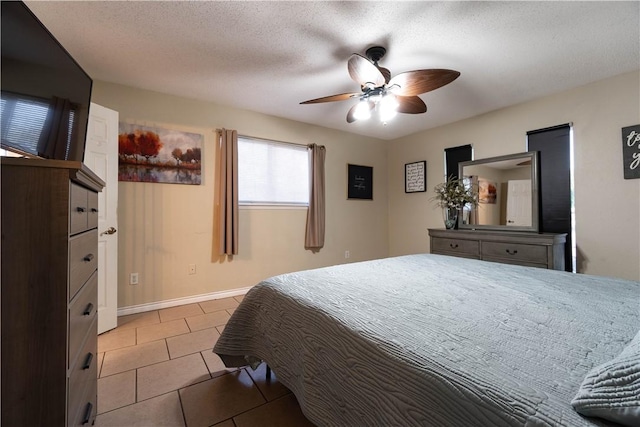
left=388, top=69, right=460, bottom=96
left=346, top=101, right=374, bottom=123
left=396, top=96, right=427, bottom=114
left=300, top=92, right=361, bottom=104
left=348, top=54, right=386, bottom=88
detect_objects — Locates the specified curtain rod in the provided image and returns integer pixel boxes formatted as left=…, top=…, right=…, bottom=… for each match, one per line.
left=237, top=133, right=309, bottom=148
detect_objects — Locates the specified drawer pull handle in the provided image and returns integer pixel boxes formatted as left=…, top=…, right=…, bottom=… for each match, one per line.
left=81, top=402, right=93, bottom=425
left=83, top=254, right=94, bottom=262
left=449, top=243, right=459, bottom=249
left=83, top=303, right=94, bottom=316
left=83, top=352, right=94, bottom=370
left=506, top=249, right=518, bottom=255
left=76, top=206, right=86, bottom=213
left=91, top=208, right=99, bottom=213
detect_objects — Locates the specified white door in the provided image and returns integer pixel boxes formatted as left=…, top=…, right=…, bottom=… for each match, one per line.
left=84, top=103, right=119, bottom=334
left=506, top=179, right=532, bottom=226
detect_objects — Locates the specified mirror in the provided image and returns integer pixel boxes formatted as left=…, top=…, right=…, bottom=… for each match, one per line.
left=458, top=151, right=539, bottom=232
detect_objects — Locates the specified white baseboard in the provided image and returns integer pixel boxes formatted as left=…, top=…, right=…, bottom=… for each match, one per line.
left=117, top=286, right=252, bottom=317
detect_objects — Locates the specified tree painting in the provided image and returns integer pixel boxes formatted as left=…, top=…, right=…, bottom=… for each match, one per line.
left=118, top=123, right=203, bottom=185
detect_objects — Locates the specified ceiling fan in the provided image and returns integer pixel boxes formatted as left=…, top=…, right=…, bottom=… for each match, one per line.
left=300, top=46, right=460, bottom=124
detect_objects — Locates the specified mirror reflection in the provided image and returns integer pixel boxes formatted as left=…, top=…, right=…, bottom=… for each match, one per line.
left=459, top=152, right=538, bottom=232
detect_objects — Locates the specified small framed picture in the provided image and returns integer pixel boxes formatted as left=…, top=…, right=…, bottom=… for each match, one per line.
left=478, top=179, right=497, bottom=204
left=347, top=164, right=373, bottom=200
left=405, top=161, right=426, bottom=193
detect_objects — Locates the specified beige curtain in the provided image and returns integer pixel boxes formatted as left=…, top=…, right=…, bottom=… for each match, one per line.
left=305, top=143, right=326, bottom=250
left=214, top=129, right=239, bottom=257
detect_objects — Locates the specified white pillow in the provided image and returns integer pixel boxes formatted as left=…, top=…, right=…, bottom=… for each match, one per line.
left=571, top=330, right=640, bottom=426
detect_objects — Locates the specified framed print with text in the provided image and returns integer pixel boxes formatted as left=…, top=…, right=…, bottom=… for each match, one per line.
left=347, top=164, right=373, bottom=200
left=405, top=160, right=426, bottom=193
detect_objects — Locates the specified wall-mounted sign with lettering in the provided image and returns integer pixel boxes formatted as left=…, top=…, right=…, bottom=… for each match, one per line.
left=622, top=124, right=640, bottom=179
left=347, top=164, right=373, bottom=200
left=405, top=161, right=427, bottom=193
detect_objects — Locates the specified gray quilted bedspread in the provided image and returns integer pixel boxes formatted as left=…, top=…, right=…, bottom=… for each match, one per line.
left=213, top=254, right=640, bottom=426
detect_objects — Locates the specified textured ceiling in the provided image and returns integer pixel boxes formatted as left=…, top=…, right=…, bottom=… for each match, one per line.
left=24, top=1, right=640, bottom=141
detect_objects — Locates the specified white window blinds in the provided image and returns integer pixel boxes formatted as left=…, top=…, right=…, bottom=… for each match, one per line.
left=0, top=93, right=77, bottom=158
left=0, top=94, right=49, bottom=155
left=238, top=136, right=309, bottom=206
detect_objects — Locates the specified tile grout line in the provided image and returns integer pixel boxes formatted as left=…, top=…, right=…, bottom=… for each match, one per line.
left=98, top=352, right=104, bottom=379
left=135, top=367, right=139, bottom=403
left=198, top=351, right=213, bottom=380
left=163, top=337, right=172, bottom=364
left=176, top=309, right=187, bottom=426
left=246, top=364, right=269, bottom=403
left=176, top=387, right=188, bottom=427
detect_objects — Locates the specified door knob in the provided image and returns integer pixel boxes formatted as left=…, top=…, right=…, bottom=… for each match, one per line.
left=100, top=227, right=117, bottom=236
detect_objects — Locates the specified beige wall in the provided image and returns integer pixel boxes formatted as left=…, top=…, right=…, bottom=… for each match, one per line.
left=93, top=70, right=639, bottom=309
left=388, top=71, right=640, bottom=281
left=92, top=82, right=389, bottom=308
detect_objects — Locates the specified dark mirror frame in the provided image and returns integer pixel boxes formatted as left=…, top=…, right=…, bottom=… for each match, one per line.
left=458, top=151, right=539, bottom=233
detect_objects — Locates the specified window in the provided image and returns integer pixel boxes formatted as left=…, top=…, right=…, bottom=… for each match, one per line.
left=238, top=136, right=309, bottom=206
left=1, top=92, right=77, bottom=158
left=444, top=144, right=472, bottom=181
left=527, top=124, right=574, bottom=272
left=1, top=93, right=49, bottom=156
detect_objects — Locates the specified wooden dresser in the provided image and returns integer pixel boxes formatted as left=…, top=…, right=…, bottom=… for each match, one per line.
left=428, top=228, right=566, bottom=271
left=1, top=157, right=104, bottom=426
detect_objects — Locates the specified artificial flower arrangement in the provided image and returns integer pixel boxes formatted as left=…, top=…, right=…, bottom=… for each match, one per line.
left=432, top=176, right=479, bottom=209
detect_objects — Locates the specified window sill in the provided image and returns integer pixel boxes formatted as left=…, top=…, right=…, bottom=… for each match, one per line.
left=239, top=204, right=308, bottom=210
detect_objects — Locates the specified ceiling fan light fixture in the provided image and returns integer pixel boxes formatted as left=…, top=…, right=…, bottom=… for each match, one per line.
left=378, top=94, right=399, bottom=122
left=353, top=100, right=372, bottom=121
left=368, top=92, right=383, bottom=104
left=300, top=45, right=460, bottom=125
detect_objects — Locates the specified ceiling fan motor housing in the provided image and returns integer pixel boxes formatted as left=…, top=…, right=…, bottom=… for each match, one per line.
left=365, top=46, right=386, bottom=63
left=366, top=46, right=391, bottom=83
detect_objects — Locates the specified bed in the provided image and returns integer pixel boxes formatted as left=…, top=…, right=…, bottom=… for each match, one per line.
left=213, top=254, right=640, bottom=426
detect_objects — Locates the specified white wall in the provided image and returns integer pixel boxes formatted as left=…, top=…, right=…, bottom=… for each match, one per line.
left=388, top=71, right=640, bottom=281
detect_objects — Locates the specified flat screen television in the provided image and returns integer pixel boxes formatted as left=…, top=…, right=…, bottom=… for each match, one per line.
left=1, top=1, right=92, bottom=162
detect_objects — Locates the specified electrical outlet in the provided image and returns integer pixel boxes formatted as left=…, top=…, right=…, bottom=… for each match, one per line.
left=188, top=264, right=196, bottom=275
left=130, top=272, right=139, bottom=285
left=344, top=250, right=350, bottom=259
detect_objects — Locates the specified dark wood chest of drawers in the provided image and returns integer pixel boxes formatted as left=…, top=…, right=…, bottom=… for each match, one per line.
left=1, top=158, right=104, bottom=426
left=428, top=228, right=566, bottom=270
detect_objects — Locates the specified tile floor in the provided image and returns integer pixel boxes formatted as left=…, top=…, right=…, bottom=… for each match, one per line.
left=95, top=295, right=316, bottom=427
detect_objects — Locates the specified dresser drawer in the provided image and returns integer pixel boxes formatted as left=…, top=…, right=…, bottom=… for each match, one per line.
left=482, top=241, right=547, bottom=264
left=70, top=183, right=89, bottom=235
left=69, top=231, right=98, bottom=299
left=431, top=237, right=479, bottom=257
left=68, top=319, right=97, bottom=427
left=68, top=272, right=97, bottom=368
left=87, top=190, right=99, bottom=230
left=69, top=390, right=96, bottom=427
left=69, top=384, right=96, bottom=427
left=483, top=257, right=547, bottom=269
